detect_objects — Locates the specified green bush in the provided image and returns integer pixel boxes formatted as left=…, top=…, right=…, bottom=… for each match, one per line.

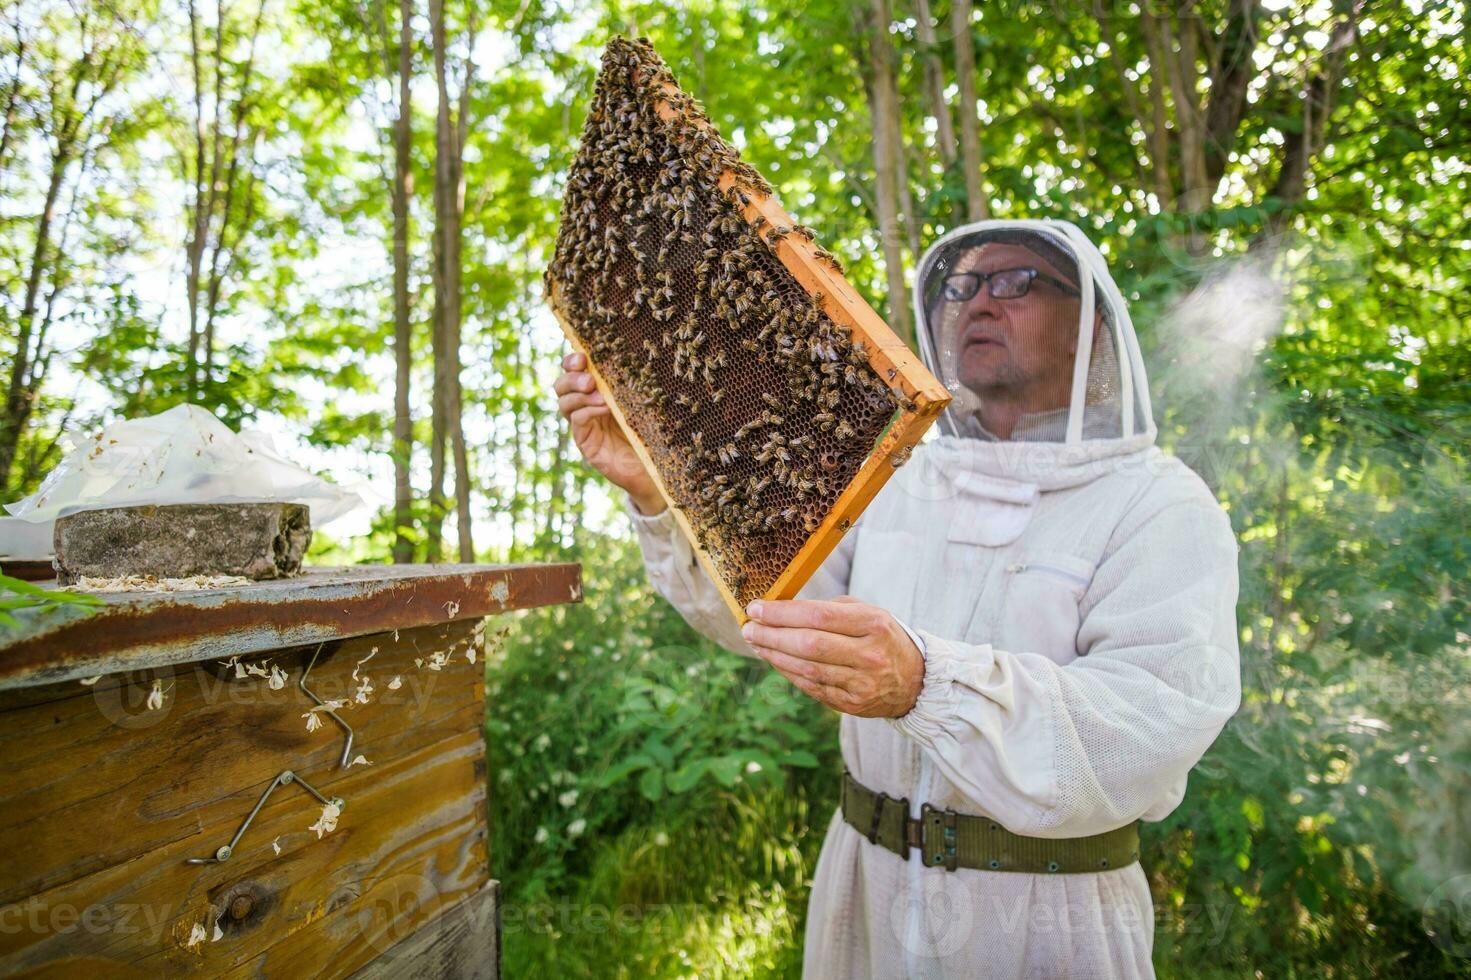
left=486, top=531, right=841, bottom=975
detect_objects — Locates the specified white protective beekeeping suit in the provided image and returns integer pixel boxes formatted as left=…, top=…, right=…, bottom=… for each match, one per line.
left=624, top=219, right=1241, bottom=979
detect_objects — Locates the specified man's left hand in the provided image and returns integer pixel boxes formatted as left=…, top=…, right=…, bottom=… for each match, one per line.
left=741, top=597, right=925, bottom=718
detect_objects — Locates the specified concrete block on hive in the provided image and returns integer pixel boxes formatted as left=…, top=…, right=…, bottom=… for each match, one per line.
left=52, top=502, right=313, bottom=583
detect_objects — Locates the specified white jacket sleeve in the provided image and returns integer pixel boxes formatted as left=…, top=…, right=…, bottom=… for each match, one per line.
left=887, top=495, right=1242, bottom=838
left=625, top=494, right=857, bottom=658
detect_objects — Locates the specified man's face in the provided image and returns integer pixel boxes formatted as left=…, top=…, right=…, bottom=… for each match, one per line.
left=939, top=243, right=1083, bottom=409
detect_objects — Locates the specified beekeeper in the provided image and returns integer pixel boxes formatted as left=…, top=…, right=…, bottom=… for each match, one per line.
left=553, top=218, right=1241, bottom=979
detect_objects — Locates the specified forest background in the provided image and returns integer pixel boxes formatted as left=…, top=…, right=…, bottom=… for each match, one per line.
left=2, top=0, right=1468, bottom=975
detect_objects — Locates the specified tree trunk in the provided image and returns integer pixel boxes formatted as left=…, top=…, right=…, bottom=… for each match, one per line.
left=390, top=0, right=414, bottom=563
left=913, top=0, right=956, bottom=170
left=184, top=0, right=208, bottom=399
left=182, top=0, right=264, bottom=398
left=428, top=0, right=474, bottom=562
left=950, top=0, right=988, bottom=222
left=1148, top=8, right=1210, bottom=254
left=1262, top=0, right=1362, bottom=238
left=0, top=28, right=25, bottom=177
left=860, top=0, right=913, bottom=345
left=425, top=0, right=450, bottom=563
left=0, top=15, right=128, bottom=489
left=544, top=422, right=568, bottom=549
left=0, top=142, right=70, bottom=489
left=449, top=9, right=476, bottom=562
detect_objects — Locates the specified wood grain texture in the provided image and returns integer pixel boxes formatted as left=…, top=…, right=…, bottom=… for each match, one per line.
left=0, top=619, right=493, bottom=978
left=347, top=881, right=500, bottom=980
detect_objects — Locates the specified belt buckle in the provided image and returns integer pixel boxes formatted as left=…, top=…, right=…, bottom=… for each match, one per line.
left=919, top=802, right=960, bottom=871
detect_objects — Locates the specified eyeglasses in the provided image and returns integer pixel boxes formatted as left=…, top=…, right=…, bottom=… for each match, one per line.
left=939, top=267, right=1081, bottom=302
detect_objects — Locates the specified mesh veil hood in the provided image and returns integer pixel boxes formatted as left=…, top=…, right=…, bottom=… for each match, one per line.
left=910, top=219, right=1159, bottom=488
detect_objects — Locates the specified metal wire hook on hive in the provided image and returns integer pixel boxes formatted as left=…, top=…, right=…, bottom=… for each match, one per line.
left=184, top=770, right=344, bottom=865
left=300, top=641, right=354, bottom=769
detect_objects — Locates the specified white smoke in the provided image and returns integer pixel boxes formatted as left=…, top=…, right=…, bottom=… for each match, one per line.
left=1155, top=251, right=1288, bottom=406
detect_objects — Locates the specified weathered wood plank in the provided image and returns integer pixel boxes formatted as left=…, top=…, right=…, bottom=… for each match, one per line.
left=0, top=728, right=489, bottom=977
left=346, top=881, right=500, bottom=980
left=0, top=618, right=493, bottom=978
left=0, top=621, right=485, bottom=908
left=0, top=562, right=581, bottom=690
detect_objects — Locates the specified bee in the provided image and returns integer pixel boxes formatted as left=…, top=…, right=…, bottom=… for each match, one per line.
left=711, top=388, right=725, bottom=404
left=834, top=419, right=856, bottom=440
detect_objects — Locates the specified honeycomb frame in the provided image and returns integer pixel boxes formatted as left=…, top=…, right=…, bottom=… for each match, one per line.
left=546, top=38, right=949, bottom=625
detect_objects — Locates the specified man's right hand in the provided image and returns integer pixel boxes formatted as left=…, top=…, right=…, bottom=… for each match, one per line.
left=554, top=351, right=667, bottom=516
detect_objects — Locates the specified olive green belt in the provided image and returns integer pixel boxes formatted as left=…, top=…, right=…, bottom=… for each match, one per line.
left=840, top=770, right=1140, bottom=873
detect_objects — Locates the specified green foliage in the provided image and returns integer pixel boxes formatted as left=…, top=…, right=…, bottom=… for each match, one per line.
left=487, top=530, right=838, bottom=977
left=0, top=573, right=104, bottom=628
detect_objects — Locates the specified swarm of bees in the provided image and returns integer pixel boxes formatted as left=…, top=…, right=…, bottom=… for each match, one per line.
left=545, top=37, right=902, bottom=607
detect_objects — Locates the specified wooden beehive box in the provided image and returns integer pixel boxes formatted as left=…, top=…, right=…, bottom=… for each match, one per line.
left=0, top=563, right=580, bottom=977
left=545, top=38, right=949, bottom=624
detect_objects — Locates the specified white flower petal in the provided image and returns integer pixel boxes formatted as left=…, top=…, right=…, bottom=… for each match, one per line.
left=309, top=801, right=341, bottom=838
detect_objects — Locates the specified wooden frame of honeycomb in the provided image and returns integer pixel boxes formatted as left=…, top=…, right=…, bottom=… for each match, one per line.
left=546, top=38, right=949, bottom=625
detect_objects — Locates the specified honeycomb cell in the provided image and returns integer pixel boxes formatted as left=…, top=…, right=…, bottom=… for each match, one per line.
left=546, top=38, right=902, bottom=609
